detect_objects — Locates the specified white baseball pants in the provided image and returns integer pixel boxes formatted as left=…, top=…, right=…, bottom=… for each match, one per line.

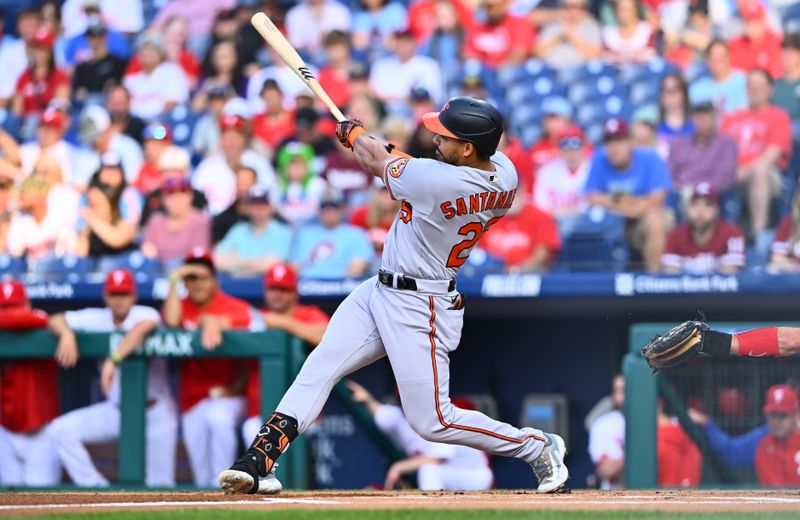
left=47, top=398, right=178, bottom=487
left=0, top=426, right=61, bottom=486
left=181, top=395, right=246, bottom=487
left=276, top=276, right=546, bottom=464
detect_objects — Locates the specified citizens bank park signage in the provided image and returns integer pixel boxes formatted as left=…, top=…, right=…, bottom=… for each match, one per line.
left=613, top=274, right=740, bottom=296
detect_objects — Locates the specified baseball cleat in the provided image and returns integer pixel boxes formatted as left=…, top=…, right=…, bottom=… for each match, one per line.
left=218, top=453, right=282, bottom=495
left=531, top=433, right=569, bottom=493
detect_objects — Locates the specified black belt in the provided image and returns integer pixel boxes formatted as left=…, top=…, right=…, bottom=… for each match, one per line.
left=378, top=269, right=456, bottom=292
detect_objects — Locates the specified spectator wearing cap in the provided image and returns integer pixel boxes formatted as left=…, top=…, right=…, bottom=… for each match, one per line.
left=534, top=125, right=591, bottom=236
left=536, top=0, right=602, bottom=69
left=722, top=69, right=792, bottom=237
left=480, top=186, right=561, bottom=273
left=661, top=183, right=746, bottom=274
left=241, top=263, right=330, bottom=442
left=367, top=29, right=444, bottom=110
left=7, top=171, right=78, bottom=264
left=134, top=122, right=174, bottom=195
left=292, top=189, right=374, bottom=278
left=252, top=79, right=296, bottom=156
left=214, top=186, right=292, bottom=276
left=72, top=19, right=127, bottom=103
left=19, top=107, right=80, bottom=185
left=123, top=32, right=190, bottom=120
left=600, top=0, right=655, bottom=65
left=755, top=385, right=800, bottom=486
left=583, top=118, right=672, bottom=272
left=0, top=280, right=62, bottom=487
left=247, top=46, right=319, bottom=114
left=529, top=96, right=573, bottom=188
left=61, top=0, right=144, bottom=40
left=163, top=249, right=260, bottom=487
left=464, top=0, right=535, bottom=68
left=12, top=27, right=70, bottom=133
left=141, top=145, right=208, bottom=226
left=352, top=0, right=408, bottom=61
left=318, top=31, right=355, bottom=110
left=285, top=0, right=352, bottom=57
left=728, top=1, right=784, bottom=80
left=275, top=143, right=328, bottom=227
left=46, top=269, right=178, bottom=488
left=773, top=33, right=800, bottom=121
left=211, top=165, right=258, bottom=244
left=631, top=104, right=668, bottom=158
left=192, top=113, right=276, bottom=216
left=689, top=40, right=748, bottom=115
left=74, top=104, right=143, bottom=188
left=142, top=177, right=211, bottom=269
left=349, top=181, right=400, bottom=256
left=668, top=100, right=738, bottom=196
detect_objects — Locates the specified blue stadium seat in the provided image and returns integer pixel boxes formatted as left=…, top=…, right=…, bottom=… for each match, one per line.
left=162, top=105, right=200, bottom=148
left=459, top=248, right=506, bottom=278
left=558, top=60, right=618, bottom=85
left=628, top=80, right=660, bottom=107
left=0, top=255, right=27, bottom=276
left=33, top=255, right=95, bottom=281
left=784, top=13, right=800, bottom=33
left=506, top=84, right=539, bottom=107
left=567, top=75, right=626, bottom=105
left=519, top=125, right=541, bottom=149
left=558, top=233, right=630, bottom=271
left=101, top=251, right=164, bottom=277
left=509, top=104, right=540, bottom=129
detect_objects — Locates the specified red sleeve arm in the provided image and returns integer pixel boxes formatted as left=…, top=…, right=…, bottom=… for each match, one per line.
left=0, top=308, right=50, bottom=331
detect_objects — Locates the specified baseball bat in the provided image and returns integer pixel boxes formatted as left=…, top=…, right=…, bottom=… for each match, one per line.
left=250, top=12, right=347, bottom=122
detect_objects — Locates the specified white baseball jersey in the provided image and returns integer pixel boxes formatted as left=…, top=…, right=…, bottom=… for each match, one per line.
left=588, top=409, right=625, bottom=490
left=381, top=152, right=519, bottom=280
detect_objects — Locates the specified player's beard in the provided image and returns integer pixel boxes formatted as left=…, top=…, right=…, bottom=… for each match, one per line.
left=435, top=146, right=456, bottom=165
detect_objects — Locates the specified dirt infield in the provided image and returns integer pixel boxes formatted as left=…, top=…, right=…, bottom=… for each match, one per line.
left=1, top=490, right=800, bottom=516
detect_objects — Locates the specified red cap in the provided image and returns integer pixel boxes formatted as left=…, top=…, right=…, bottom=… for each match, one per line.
left=40, top=108, right=66, bottom=130
left=602, top=117, right=630, bottom=141
left=690, top=182, right=718, bottom=204
left=740, top=1, right=766, bottom=21
left=0, top=280, right=27, bottom=307
left=184, top=247, right=215, bottom=272
left=104, top=269, right=136, bottom=294
left=558, top=124, right=585, bottom=149
left=219, top=114, right=248, bottom=132
left=30, top=27, right=55, bottom=49
left=264, top=263, right=298, bottom=291
left=763, top=385, right=799, bottom=415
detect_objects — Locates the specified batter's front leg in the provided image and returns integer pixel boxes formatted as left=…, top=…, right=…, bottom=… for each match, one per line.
left=372, top=286, right=569, bottom=492
left=219, top=277, right=387, bottom=494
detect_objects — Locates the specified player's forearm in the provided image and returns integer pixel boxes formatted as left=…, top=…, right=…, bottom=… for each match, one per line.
left=391, top=455, right=442, bottom=475
left=346, top=259, right=370, bottom=278
left=114, top=320, right=158, bottom=360
left=47, top=314, right=73, bottom=338
left=595, top=457, right=624, bottom=480
left=162, top=281, right=183, bottom=327
left=276, top=317, right=326, bottom=347
left=352, top=135, right=391, bottom=178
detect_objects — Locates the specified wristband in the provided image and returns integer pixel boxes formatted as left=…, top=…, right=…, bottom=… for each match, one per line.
left=110, top=351, right=123, bottom=365
left=169, top=274, right=180, bottom=284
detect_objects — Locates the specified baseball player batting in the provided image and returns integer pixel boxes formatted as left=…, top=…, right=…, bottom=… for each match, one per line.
left=218, top=96, right=569, bottom=494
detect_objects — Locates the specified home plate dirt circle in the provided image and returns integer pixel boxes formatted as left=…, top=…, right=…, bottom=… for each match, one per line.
left=2, top=490, right=800, bottom=516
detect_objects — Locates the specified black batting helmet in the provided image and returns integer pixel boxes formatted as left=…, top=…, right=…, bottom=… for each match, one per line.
left=422, top=96, right=504, bottom=158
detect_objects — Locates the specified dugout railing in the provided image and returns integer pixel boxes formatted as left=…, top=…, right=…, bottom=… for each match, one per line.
left=0, top=329, right=310, bottom=489
left=625, top=322, right=800, bottom=489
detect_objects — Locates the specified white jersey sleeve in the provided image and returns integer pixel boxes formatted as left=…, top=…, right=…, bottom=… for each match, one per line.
left=588, top=410, right=625, bottom=463
left=64, top=305, right=160, bottom=332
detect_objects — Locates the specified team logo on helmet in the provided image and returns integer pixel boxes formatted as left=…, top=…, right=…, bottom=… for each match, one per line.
left=387, top=158, right=408, bottom=179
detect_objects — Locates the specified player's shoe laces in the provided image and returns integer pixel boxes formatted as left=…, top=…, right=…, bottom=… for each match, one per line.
left=531, top=433, right=569, bottom=493
left=218, top=450, right=282, bottom=495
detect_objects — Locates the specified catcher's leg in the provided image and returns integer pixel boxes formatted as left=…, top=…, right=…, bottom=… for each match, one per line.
left=371, top=286, right=568, bottom=493
left=219, top=277, right=386, bottom=494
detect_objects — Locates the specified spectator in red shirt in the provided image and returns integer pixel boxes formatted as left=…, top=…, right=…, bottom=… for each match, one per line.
left=317, top=31, right=354, bottom=110
left=12, top=27, right=70, bottom=125
left=134, top=122, right=174, bottom=195
left=755, top=385, right=800, bottom=487
left=530, top=96, right=573, bottom=185
left=408, top=0, right=473, bottom=44
left=728, top=1, right=784, bottom=80
left=464, top=0, right=535, bottom=68
left=350, top=183, right=400, bottom=255
left=252, top=80, right=296, bottom=157
left=0, top=280, right=62, bottom=486
left=657, top=400, right=702, bottom=487
left=769, top=189, right=800, bottom=273
left=480, top=189, right=561, bottom=273
left=661, top=183, right=746, bottom=274
left=722, top=69, right=792, bottom=235
left=242, top=263, right=330, bottom=443
left=162, top=249, right=258, bottom=487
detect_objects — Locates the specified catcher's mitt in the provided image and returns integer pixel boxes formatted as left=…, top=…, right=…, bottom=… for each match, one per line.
left=640, top=320, right=709, bottom=373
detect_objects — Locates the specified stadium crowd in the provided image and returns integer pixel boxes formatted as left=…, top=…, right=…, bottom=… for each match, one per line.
left=0, top=0, right=797, bottom=276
